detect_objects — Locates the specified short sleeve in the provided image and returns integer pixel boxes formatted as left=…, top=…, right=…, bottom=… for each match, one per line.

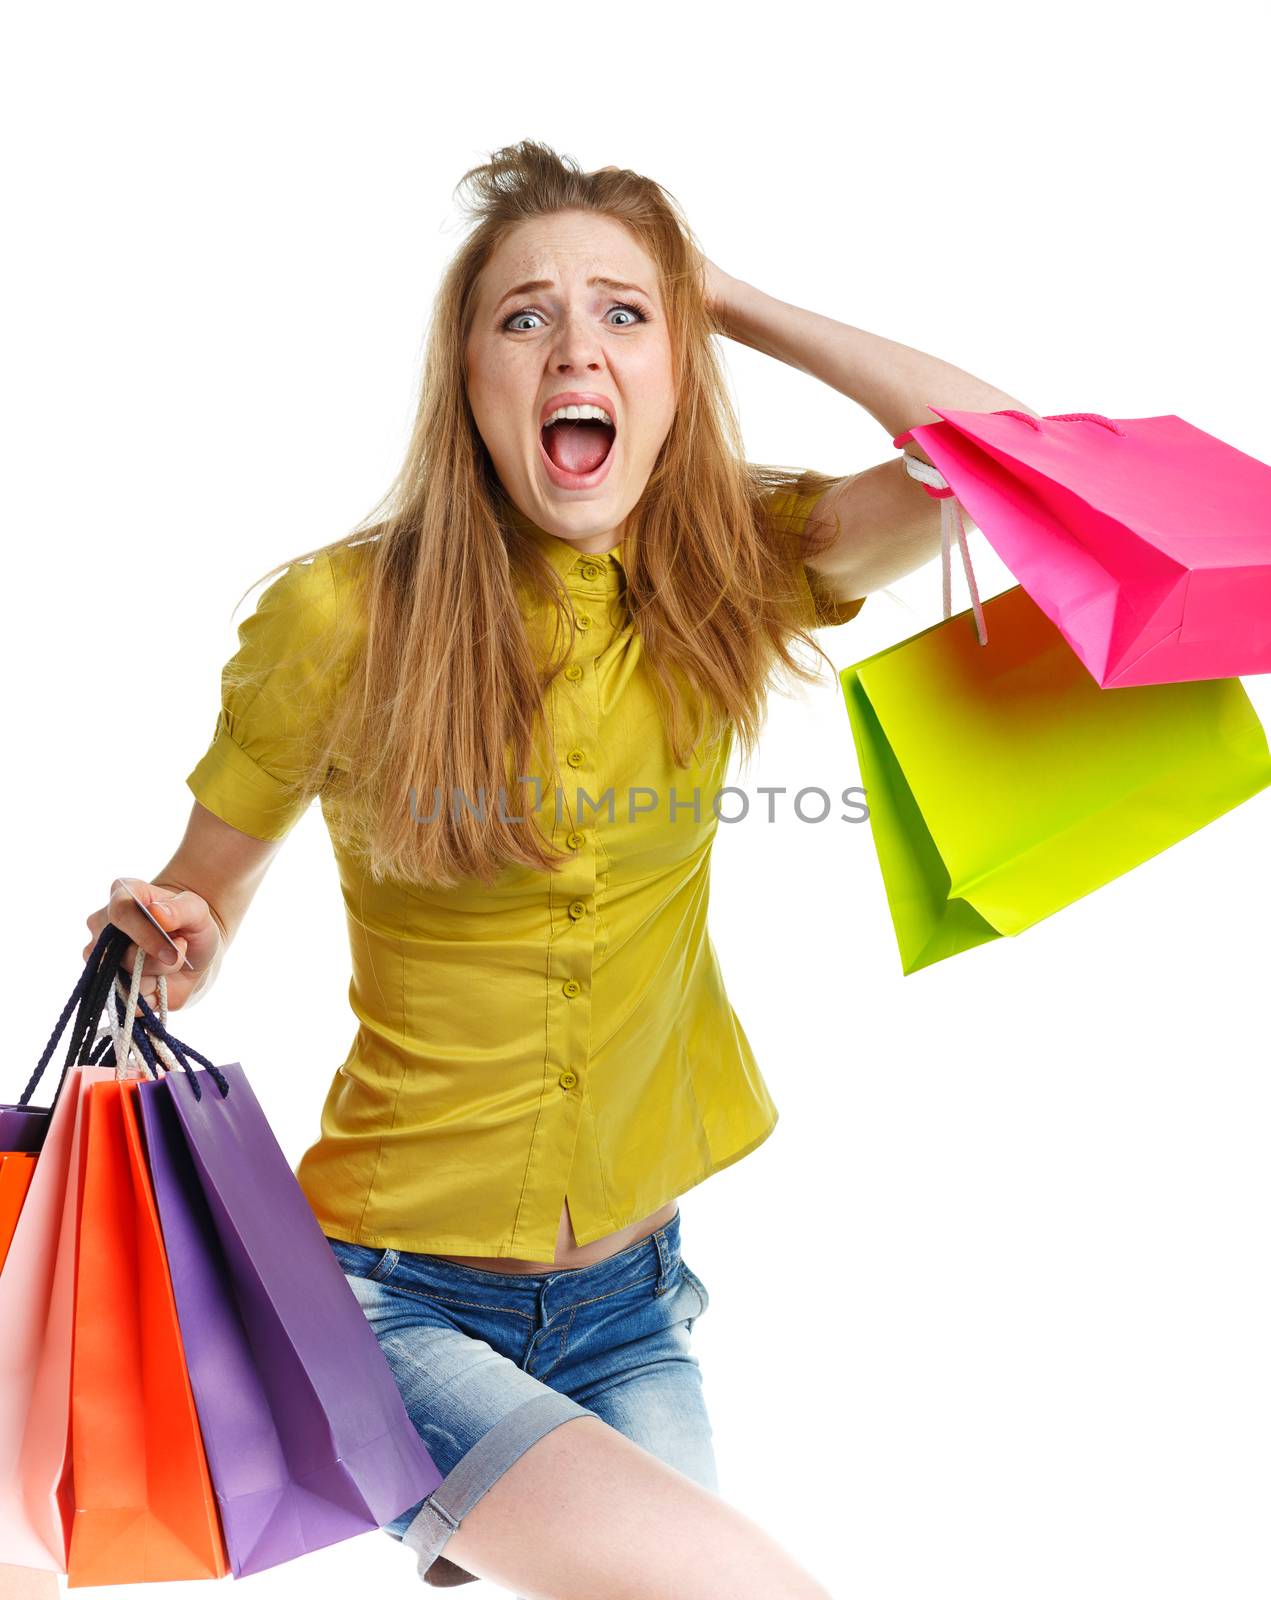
left=185, top=549, right=360, bottom=841
left=765, top=483, right=867, bottom=629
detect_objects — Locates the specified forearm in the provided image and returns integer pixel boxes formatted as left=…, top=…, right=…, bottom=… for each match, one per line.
left=718, top=275, right=1039, bottom=446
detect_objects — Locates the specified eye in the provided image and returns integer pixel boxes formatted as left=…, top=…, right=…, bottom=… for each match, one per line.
left=502, top=301, right=650, bottom=333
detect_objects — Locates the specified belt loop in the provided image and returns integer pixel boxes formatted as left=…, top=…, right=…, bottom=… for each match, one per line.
left=651, top=1224, right=673, bottom=1296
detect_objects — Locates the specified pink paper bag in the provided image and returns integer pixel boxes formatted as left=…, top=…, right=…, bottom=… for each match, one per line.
left=0, top=1065, right=113, bottom=1573
left=894, top=407, right=1271, bottom=687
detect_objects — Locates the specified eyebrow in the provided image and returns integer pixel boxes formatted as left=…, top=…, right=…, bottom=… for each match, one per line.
left=493, top=276, right=652, bottom=312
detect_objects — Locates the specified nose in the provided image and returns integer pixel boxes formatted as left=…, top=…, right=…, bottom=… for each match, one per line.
left=548, top=307, right=606, bottom=374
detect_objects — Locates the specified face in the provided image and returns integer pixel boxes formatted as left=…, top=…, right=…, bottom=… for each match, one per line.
left=465, top=210, right=676, bottom=555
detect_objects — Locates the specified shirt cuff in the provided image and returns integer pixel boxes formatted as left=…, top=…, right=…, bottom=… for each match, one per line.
left=800, top=563, right=867, bottom=629
left=185, top=712, right=313, bottom=842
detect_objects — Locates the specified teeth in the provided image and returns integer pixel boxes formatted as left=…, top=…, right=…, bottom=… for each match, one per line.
left=542, top=403, right=614, bottom=428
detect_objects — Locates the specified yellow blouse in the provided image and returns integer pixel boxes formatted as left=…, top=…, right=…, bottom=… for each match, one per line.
left=184, top=487, right=865, bottom=1257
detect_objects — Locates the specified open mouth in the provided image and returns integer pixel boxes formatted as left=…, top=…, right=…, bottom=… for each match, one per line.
left=540, top=417, right=617, bottom=480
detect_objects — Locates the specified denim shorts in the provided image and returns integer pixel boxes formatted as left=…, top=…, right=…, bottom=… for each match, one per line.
left=325, top=1205, right=713, bottom=1588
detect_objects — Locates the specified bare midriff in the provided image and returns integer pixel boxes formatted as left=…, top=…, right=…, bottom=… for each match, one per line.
left=430, top=1196, right=679, bottom=1275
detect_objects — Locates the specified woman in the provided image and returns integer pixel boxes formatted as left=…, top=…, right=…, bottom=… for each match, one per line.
left=84, top=141, right=1035, bottom=1598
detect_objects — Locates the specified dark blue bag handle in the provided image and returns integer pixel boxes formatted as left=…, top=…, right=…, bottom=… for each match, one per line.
left=18, top=922, right=230, bottom=1110
left=101, top=962, right=230, bottom=1103
left=16, top=921, right=134, bottom=1111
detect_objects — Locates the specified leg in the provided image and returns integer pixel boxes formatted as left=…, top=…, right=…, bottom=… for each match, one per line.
left=327, top=1225, right=833, bottom=1597
left=565, top=1256, right=719, bottom=1494
left=441, top=1412, right=833, bottom=1600
left=430, top=1229, right=825, bottom=1597
left=327, top=1240, right=591, bottom=1588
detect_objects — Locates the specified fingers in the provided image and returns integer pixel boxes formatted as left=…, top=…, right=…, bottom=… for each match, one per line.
left=146, top=894, right=190, bottom=970
left=81, top=878, right=188, bottom=978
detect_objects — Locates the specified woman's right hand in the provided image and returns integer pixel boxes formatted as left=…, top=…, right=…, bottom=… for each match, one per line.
left=82, top=877, right=223, bottom=1013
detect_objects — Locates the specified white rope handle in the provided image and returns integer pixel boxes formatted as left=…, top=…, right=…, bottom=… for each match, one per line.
left=902, top=453, right=988, bottom=646
left=104, top=946, right=179, bottom=1079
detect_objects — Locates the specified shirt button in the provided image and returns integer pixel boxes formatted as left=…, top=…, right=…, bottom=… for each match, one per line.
left=564, top=663, right=583, bottom=681
left=580, top=562, right=602, bottom=581
left=567, top=899, right=587, bottom=920
left=562, top=978, right=581, bottom=997
left=558, top=1070, right=578, bottom=1090
left=566, top=830, right=585, bottom=849
left=575, top=613, right=593, bottom=631
left=565, top=748, right=585, bottom=768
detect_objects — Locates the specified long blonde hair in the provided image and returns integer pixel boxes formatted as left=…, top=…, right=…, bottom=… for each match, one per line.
left=232, top=139, right=845, bottom=888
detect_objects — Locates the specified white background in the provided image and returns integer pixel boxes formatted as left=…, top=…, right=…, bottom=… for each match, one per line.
left=4, top=2, right=1269, bottom=1596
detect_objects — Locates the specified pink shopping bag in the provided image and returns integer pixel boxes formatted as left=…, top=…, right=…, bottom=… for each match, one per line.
left=1, top=926, right=127, bottom=1572
left=0, top=1066, right=113, bottom=1572
left=894, top=407, right=1271, bottom=687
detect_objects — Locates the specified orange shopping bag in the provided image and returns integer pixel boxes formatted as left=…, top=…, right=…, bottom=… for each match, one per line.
left=65, top=1072, right=229, bottom=1587
left=0, top=1153, right=38, bottom=1269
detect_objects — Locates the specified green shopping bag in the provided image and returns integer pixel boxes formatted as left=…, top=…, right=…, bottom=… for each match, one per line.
left=841, top=584, right=1271, bottom=974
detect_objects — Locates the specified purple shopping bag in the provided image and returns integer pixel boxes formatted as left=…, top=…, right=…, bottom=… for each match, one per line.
left=894, top=407, right=1271, bottom=687
left=132, top=1050, right=442, bottom=1577
left=0, top=1109, right=48, bottom=1155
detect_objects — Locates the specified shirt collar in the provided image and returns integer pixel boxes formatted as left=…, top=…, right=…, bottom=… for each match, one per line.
left=504, top=501, right=627, bottom=579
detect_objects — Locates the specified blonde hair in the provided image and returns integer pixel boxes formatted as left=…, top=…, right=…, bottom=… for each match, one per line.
left=233, top=139, right=844, bottom=887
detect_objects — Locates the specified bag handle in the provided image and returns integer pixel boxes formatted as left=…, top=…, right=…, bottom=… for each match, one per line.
left=103, top=962, right=230, bottom=1103
left=22, top=923, right=214, bottom=1107
left=102, top=944, right=174, bottom=1080
left=995, top=408, right=1127, bottom=436
left=17, top=922, right=133, bottom=1110
left=892, top=443, right=989, bottom=646
left=86, top=938, right=189, bottom=1082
